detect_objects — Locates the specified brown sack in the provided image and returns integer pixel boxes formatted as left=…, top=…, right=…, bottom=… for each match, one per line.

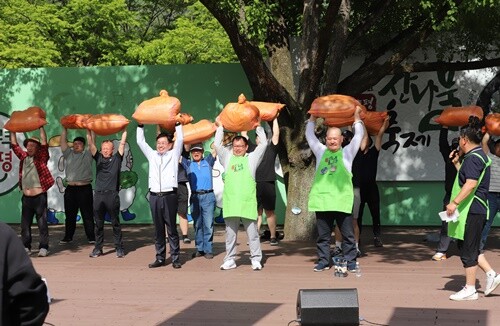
left=182, top=120, right=217, bottom=145
left=309, top=94, right=366, bottom=119
left=132, top=90, right=181, bottom=124
left=4, top=106, right=47, bottom=132
left=84, top=114, right=129, bottom=136
left=364, top=111, right=389, bottom=135
left=485, top=113, right=500, bottom=136
left=159, top=113, right=194, bottom=133
left=434, top=106, right=484, bottom=127
left=60, top=114, right=93, bottom=129
left=323, top=116, right=357, bottom=128
left=218, top=94, right=261, bottom=132
left=250, top=101, right=285, bottom=121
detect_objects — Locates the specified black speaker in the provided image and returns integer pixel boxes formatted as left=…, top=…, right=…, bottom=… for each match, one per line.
left=297, top=288, right=359, bottom=326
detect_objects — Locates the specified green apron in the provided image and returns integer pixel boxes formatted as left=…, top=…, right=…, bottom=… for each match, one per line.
left=308, top=149, right=353, bottom=213
left=448, top=152, right=491, bottom=240
left=223, top=155, right=257, bottom=220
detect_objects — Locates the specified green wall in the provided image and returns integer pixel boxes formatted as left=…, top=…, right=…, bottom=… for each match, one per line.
left=0, top=65, right=497, bottom=227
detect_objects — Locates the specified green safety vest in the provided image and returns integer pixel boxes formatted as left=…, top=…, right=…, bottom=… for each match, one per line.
left=308, top=149, right=353, bottom=213
left=448, top=151, right=491, bottom=240
left=222, top=155, right=257, bottom=220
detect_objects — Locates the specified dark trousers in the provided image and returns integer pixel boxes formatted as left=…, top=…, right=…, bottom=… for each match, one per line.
left=63, top=184, right=95, bottom=241
left=437, top=193, right=452, bottom=253
left=358, top=182, right=381, bottom=237
left=316, top=211, right=356, bottom=269
left=93, top=190, right=122, bottom=250
left=149, top=193, right=180, bottom=262
left=458, top=213, right=486, bottom=268
left=21, top=193, right=49, bottom=250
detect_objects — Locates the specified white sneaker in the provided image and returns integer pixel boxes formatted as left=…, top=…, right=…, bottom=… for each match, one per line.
left=251, top=261, right=262, bottom=271
left=25, top=248, right=31, bottom=254
left=449, top=287, right=478, bottom=301
left=485, top=273, right=500, bottom=296
left=220, top=260, right=237, bottom=270
left=38, top=248, right=49, bottom=257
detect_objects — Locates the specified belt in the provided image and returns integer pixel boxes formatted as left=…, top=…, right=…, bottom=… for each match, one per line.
left=193, top=189, right=213, bottom=195
left=150, top=190, right=176, bottom=197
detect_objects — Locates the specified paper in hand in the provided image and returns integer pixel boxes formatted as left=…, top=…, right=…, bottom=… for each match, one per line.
left=439, top=209, right=459, bottom=223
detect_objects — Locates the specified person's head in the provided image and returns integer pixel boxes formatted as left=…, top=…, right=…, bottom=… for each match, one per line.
left=100, top=140, right=114, bottom=158
left=156, top=132, right=173, bottom=154
left=232, top=136, right=248, bottom=156
left=458, top=116, right=483, bottom=151
left=341, top=130, right=354, bottom=147
left=190, top=143, right=204, bottom=162
left=326, top=127, right=343, bottom=152
left=23, top=137, right=41, bottom=157
left=72, top=136, right=86, bottom=153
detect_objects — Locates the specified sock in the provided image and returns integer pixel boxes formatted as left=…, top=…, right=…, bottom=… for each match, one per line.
left=465, top=285, right=476, bottom=293
left=487, top=270, right=496, bottom=278
left=335, top=241, right=342, bottom=249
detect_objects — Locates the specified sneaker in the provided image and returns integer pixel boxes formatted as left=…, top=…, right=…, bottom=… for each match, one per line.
left=192, top=251, right=205, bottom=258
left=485, top=273, right=500, bottom=296
left=183, top=237, right=191, bottom=244
left=374, top=237, right=384, bottom=247
left=205, top=253, right=214, bottom=259
left=220, top=260, right=237, bottom=270
left=172, top=260, right=182, bottom=269
left=251, top=261, right=262, bottom=271
left=432, top=252, right=447, bottom=261
left=88, top=240, right=96, bottom=244
left=116, top=248, right=125, bottom=258
left=313, top=263, right=330, bottom=272
left=25, top=247, right=31, bottom=254
left=449, top=287, right=478, bottom=301
left=89, top=248, right=103, bottom=258
left=38, top=248, right=49, bottom=257
left=59, top=238, right=72, bottom=245
left=356, top=249, right=362, bottom=258
left=270, top=238, right=279, bottom=246
left=331, top=247, right=343, bottom=257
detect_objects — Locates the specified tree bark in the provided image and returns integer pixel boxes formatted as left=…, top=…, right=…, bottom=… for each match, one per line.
left=476, top=71, right=500, bottom=115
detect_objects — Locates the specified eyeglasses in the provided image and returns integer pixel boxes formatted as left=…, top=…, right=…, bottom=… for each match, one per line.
left=233, top=144, right=246, bottom=148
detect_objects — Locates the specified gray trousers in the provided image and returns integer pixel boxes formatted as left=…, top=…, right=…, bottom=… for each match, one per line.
left=223, top=217, right=262, bottom=264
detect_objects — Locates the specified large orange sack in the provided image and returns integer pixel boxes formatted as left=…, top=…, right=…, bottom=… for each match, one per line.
left=159, top=113, right=194, bottom=132
left=132, top=90, right=181, bottom=124
left=434, top=106, right=484, bottom=127
left=218, top=94, right=260, bottom=132
left=84, top=114, right=129, bottom=136
left=364, top=111, right=389, bottom=135
left=4, top=106, right=47, bottom=132
left=60, top=114, right=93, bottom=129
left=182, top=120, right=217, bottom=144
left=250, top=101, right=285, bottom=121
left=309, top=94, right=366, bottom=119
left=485, top=113, right=500, bottom=136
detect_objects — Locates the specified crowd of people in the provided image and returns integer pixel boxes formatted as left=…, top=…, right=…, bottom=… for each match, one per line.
left=3, top=110, right=500, bottom=319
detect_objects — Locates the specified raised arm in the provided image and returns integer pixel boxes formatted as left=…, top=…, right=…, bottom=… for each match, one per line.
left=118, top=129, right=127, bottom=156
left=213, top=121, right=231, bottom=166
left=87, top=129, right=97, bottom=156
left=359, top=122, right=369, bottom=152
left=10, top=131, right=18, bottom=146
left=39, top=126, right=47, bottom=146
left=271, top=118, right=279, bottom=145
left=60, top=126, right=68, bottom=152
left=482, top=132, right=490, bottom=154
left=374, top=117, right=390, bottom=151
left=305, top=115, right=325, bottom=159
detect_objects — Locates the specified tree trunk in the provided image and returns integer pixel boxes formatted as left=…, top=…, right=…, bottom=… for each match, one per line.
left=283, top=163, right=317, bottom=241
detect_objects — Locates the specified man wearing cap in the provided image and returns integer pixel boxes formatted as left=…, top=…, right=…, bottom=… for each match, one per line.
left=10, top=126, right=54, bottom=257
left=136, top=122, right=184, bottom=269
left=59, top=126, right=96, bottom=245
left=181, top=143, right=217, bottom=259
left=214, top=119, right=268, bottom=271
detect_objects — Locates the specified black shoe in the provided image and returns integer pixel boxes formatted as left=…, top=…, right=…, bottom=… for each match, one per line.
left=89, top=249, right=103, bottom=258
left=182, top=236, right=191, bottom=244
left=270, top=238, right=279, bottom=246
left=374, top=237, right=384, bottom=247
left=172, top=261, right=182, bottom=269
left=205, top=253, right=214, bottom=259
left=116, top=248, right=125, bottom=258
left=192, top=251, right=205, bottom=258
left=59, top=238, right=73, bottom=244
left=148, top=259, right=166, bottom=268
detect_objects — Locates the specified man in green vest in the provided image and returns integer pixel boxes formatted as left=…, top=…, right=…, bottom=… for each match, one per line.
left=214, top=119, right=268, bottom=271
left=306, top=106, right=364, bottom=272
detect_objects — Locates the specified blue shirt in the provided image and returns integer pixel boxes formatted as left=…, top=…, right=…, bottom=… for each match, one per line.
left=181, top=155, right=216, bottom=192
